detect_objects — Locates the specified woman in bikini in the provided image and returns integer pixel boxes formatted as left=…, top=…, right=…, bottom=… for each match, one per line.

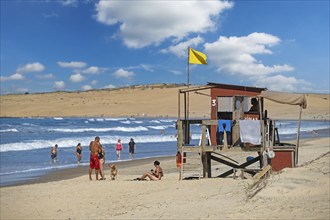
left=98, top=145, right=106, bottom=180
left=75, top=143, right=82, bottom=163
left=137, top=160, right=163, bottom=181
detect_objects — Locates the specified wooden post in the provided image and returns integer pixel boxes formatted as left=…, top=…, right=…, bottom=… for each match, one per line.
left=183, top=92, right=189, bottom=144
left=207, top=152, right=211, bottom=178
left=201, top=125, right=209, bottom=178
left=177, top=120, right=183, bottom=151
left=177, top=120, right=183, bottom=180
left=223, top=126, right=228, bottom=150
left=259, top=97, right=265, bottom=168
left=295, top=106, right=303, bottom=166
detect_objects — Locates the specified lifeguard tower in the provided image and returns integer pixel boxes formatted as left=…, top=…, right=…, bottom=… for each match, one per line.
left=177, top=82, right=307, bottom=180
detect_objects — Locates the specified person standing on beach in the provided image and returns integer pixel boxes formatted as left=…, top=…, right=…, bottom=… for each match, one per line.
left=128, top=138, right=136, bottom=159
left=89, top=136, right=101, bottom=180
left=98, top=144, right=106, bottom=180
left=75, top=143, right=82, bottom=163
left=50, top=144, right=58, bottom=164
left=115, top=139, right=123, bottom=160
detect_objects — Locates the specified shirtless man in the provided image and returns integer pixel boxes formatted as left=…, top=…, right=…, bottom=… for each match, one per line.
left=89, top=136, right=101, bottom=180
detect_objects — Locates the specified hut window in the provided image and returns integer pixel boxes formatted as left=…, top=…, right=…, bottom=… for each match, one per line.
left=217, top=97, right=232, bottom=112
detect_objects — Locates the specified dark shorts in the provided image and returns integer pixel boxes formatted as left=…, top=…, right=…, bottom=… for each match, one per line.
left=129, top=148, right=134, bottom=154
left=90, top=154, right=100, bottom=170
left=51, top=153, right=56, bottom=159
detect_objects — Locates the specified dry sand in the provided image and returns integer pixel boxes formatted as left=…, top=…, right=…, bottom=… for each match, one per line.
left=1, top=137, right=329, bottom=220
left=1, top=84, right=329, bottom=120
left=1, top=84, right=329, bottom=219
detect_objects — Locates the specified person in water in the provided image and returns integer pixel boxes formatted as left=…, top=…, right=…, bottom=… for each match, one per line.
left=128, top=138, right=136, bottom=159
left=75, top=143, right=82, bottom=163
left=137, top=160, right=163, bottom=181
left=89, top=136, right=101, bottom=180
left=50, top=144, right=58, bottom=164
left=115, top=139, right=123, bottom=160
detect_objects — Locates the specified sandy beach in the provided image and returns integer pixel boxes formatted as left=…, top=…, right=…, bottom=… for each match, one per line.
left=1, top=84, right=329, bottom=120
left=1, top=84, right=329, bottom=219
left=1, top=137, right=329, bottom=220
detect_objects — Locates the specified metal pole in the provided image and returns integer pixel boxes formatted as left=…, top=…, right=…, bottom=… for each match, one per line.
left=186, top=47, right=190, bottom=144
left=187, top=47, right=190, bottom=119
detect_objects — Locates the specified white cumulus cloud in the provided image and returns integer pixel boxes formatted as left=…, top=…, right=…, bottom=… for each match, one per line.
left=82, top=66, right=105, bottom=74
left=91, top=80, right=97, bottom=86
left=54, top=81, right=65, bottom=90
left=204, top=32, right=293, bottom=76
left=0, top=73, right=25, bottom=82
left=113, top=69, right=135, bottom=79
left=255, top=75, right=311, bottom=92
left=95, top=1, right=233, bottom=48
left=104, top=84, right=116, bottom=89
left=70, top=73, right=85, bottom=83
left=57, top=61, right=87, bottom=68
left=82, top=85, right=92, bottom=91
left=161, top=36, right=205, bottom=58
left=17, top=62, right=45, bottom=73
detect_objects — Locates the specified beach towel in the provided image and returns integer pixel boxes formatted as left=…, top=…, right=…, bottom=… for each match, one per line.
left=239, top=120, right=261, bottom=145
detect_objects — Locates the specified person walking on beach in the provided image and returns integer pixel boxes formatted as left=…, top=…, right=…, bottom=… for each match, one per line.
left=89, top=136, right=101, bottom=180
left=128, top=138, right=136, bottom=159
left=115, top=139, right=123, bottom=160
left=75, top=143, right=82, bottom=163
left=137, top=160, right=163, bottom=181
left=98, top=144, right=106, bottom=180
left=50, top=144, right=58, bottom=164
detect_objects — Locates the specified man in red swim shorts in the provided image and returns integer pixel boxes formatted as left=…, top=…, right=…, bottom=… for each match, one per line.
left=89, top=136, right=101, bottom=180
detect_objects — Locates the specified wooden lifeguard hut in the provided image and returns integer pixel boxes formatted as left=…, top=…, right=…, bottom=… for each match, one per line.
left=177, top=82, right=307, bottom=180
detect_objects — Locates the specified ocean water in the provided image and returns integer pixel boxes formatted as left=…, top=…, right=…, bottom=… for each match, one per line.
left=0, top=117, right=329, bottom=186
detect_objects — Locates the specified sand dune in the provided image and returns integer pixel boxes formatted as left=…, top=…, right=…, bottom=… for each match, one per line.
left=1, top=84, right=329, bottom=120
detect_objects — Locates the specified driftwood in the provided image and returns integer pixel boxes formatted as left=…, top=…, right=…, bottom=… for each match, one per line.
left=246, top=165, right=271, bottom=200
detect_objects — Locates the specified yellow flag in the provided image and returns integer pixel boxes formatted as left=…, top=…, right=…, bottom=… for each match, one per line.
left=189, top=48, right=207, bottom=65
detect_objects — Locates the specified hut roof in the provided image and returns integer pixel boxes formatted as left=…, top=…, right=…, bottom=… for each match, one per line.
left=260, top=91, right=307, bottom=109
left=207, top=82, right=266, bottom=93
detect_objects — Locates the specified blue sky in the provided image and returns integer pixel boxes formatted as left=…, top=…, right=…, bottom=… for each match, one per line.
left=1, top=0, right=329, bottom=94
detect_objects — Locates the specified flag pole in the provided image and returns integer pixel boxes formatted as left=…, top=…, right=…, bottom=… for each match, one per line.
left=187, top=47, right=190, bottom=117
